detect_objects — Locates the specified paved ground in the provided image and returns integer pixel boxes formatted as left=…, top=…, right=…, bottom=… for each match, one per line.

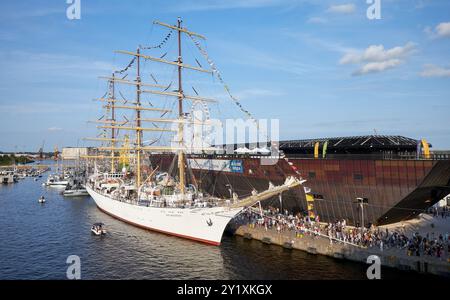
left=380, top=213, right=450, bottom=237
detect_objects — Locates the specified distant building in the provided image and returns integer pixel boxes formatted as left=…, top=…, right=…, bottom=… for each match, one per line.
left=61, top=147, right=91, bottom=160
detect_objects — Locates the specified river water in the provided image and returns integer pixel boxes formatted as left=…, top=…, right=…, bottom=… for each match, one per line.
left=0, top=169, right=432, bottom=280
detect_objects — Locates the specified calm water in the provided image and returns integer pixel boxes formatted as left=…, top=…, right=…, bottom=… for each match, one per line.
left=0, top=171, right=432, bottom=280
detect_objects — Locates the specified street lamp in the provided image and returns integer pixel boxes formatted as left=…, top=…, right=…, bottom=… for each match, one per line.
left=356, top=197, right=369, bottom=231
left=279, top=193, right=283, bottom=214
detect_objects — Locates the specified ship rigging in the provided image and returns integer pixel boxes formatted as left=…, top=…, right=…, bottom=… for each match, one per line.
left=82, top=18, right=304, bottom=245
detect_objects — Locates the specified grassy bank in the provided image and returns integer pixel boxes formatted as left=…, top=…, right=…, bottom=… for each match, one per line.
left=0, top=155, right=34, bottom=166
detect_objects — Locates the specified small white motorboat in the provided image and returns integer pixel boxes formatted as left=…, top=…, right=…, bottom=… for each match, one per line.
left=63, top=189, right=89, bottom=197
left=38, top=196, right=46, bottom=204
left=91, top=223, right=106, bottom=236
left=44, top=175, right=69, bottom=187
left=63, top=184, right=89, bottom=197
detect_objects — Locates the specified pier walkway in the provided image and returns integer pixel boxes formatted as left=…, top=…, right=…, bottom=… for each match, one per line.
left=234, top=215, right=450, bottom=278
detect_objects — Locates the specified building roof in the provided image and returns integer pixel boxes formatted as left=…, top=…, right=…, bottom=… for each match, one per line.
left=279, top=135, right=423, bottom=150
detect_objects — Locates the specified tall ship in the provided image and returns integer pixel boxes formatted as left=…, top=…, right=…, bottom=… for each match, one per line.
left=84, top=19, right=450, bottom=240
left=84, top=18, right=302, bottom=245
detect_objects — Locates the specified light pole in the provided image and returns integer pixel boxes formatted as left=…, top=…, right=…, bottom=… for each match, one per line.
left=279, top=193, right=284, bottom=215
left=356, top=197, right=369, bottom=232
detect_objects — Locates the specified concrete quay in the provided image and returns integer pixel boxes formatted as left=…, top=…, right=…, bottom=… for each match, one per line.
left=234, top=225, right=450, bottom=278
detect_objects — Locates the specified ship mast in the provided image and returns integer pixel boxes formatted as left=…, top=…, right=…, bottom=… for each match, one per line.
left=85, top=18, right=215, bottom=194
left=109, top=73, right=116, bottom=173
left=176, top=17, right=186, bottom=194
left=136, top=47, right=142, bottom=188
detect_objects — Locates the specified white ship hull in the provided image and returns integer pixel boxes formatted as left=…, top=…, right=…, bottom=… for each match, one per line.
left=46, top=181, right=69, bottom=186
left=86, top=185, right=243, bottom=245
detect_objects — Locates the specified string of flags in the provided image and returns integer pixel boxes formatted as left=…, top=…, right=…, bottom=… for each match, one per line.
left=188, top=33, right=316, bottom=219
left=114, top=57, right=136, bottom=75
left=168, top=33, right=317, bottom=220
left=139, top=30, right=173, bottom=50
left=279, top=152, right=316, bottom=220
left=188, top=34, right=257, bottom=122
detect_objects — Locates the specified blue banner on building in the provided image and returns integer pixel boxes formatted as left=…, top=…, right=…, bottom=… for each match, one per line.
left=229, top=160, right=243, bottom=173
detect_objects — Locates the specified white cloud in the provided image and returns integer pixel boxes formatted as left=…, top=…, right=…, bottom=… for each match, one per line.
left=307, top=17, right=327, bottom=24
left=425, top=22, right=450, bottom=38
left=436, top=22, right=450, bottom=37
left=339, top=42, right=416, bottom=76
left=48, top=127, right=63, bottom=132
left=352, top=59, right=401, bottom=76
left=327, top=3, right=356, bottom=14
left=420, top=64, right=450, bottom=77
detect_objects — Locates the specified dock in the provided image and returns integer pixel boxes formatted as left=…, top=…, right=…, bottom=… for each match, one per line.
left=234, top=224, right=450, bottom=278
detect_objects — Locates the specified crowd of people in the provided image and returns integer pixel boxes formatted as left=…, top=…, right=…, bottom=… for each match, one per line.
left=235, top=206, right=449, bottom=260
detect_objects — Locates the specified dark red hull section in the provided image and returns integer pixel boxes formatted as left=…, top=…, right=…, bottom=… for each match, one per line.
left=150, top=154, right=450, bottom=226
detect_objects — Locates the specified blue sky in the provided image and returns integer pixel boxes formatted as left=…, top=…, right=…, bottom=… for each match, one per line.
left=0, top=0, right=449, bottom=152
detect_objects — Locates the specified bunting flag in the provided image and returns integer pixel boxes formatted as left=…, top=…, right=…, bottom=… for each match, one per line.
left=280, top=154, right=317, bottom=220
left=421, top=138, right=430, bottom=159
left=139, top=30, right=173, bottom=50
left=306, top=194, right=315, bottom=202
left=314, top=142, right=320, bottom=159
left=280, top=155, right=319, bottom=220
left=305, top=193, right=316, bottom=221
left=322, top=140, right=328, bottom=159
left=115, top=57, right=136, bottom=75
